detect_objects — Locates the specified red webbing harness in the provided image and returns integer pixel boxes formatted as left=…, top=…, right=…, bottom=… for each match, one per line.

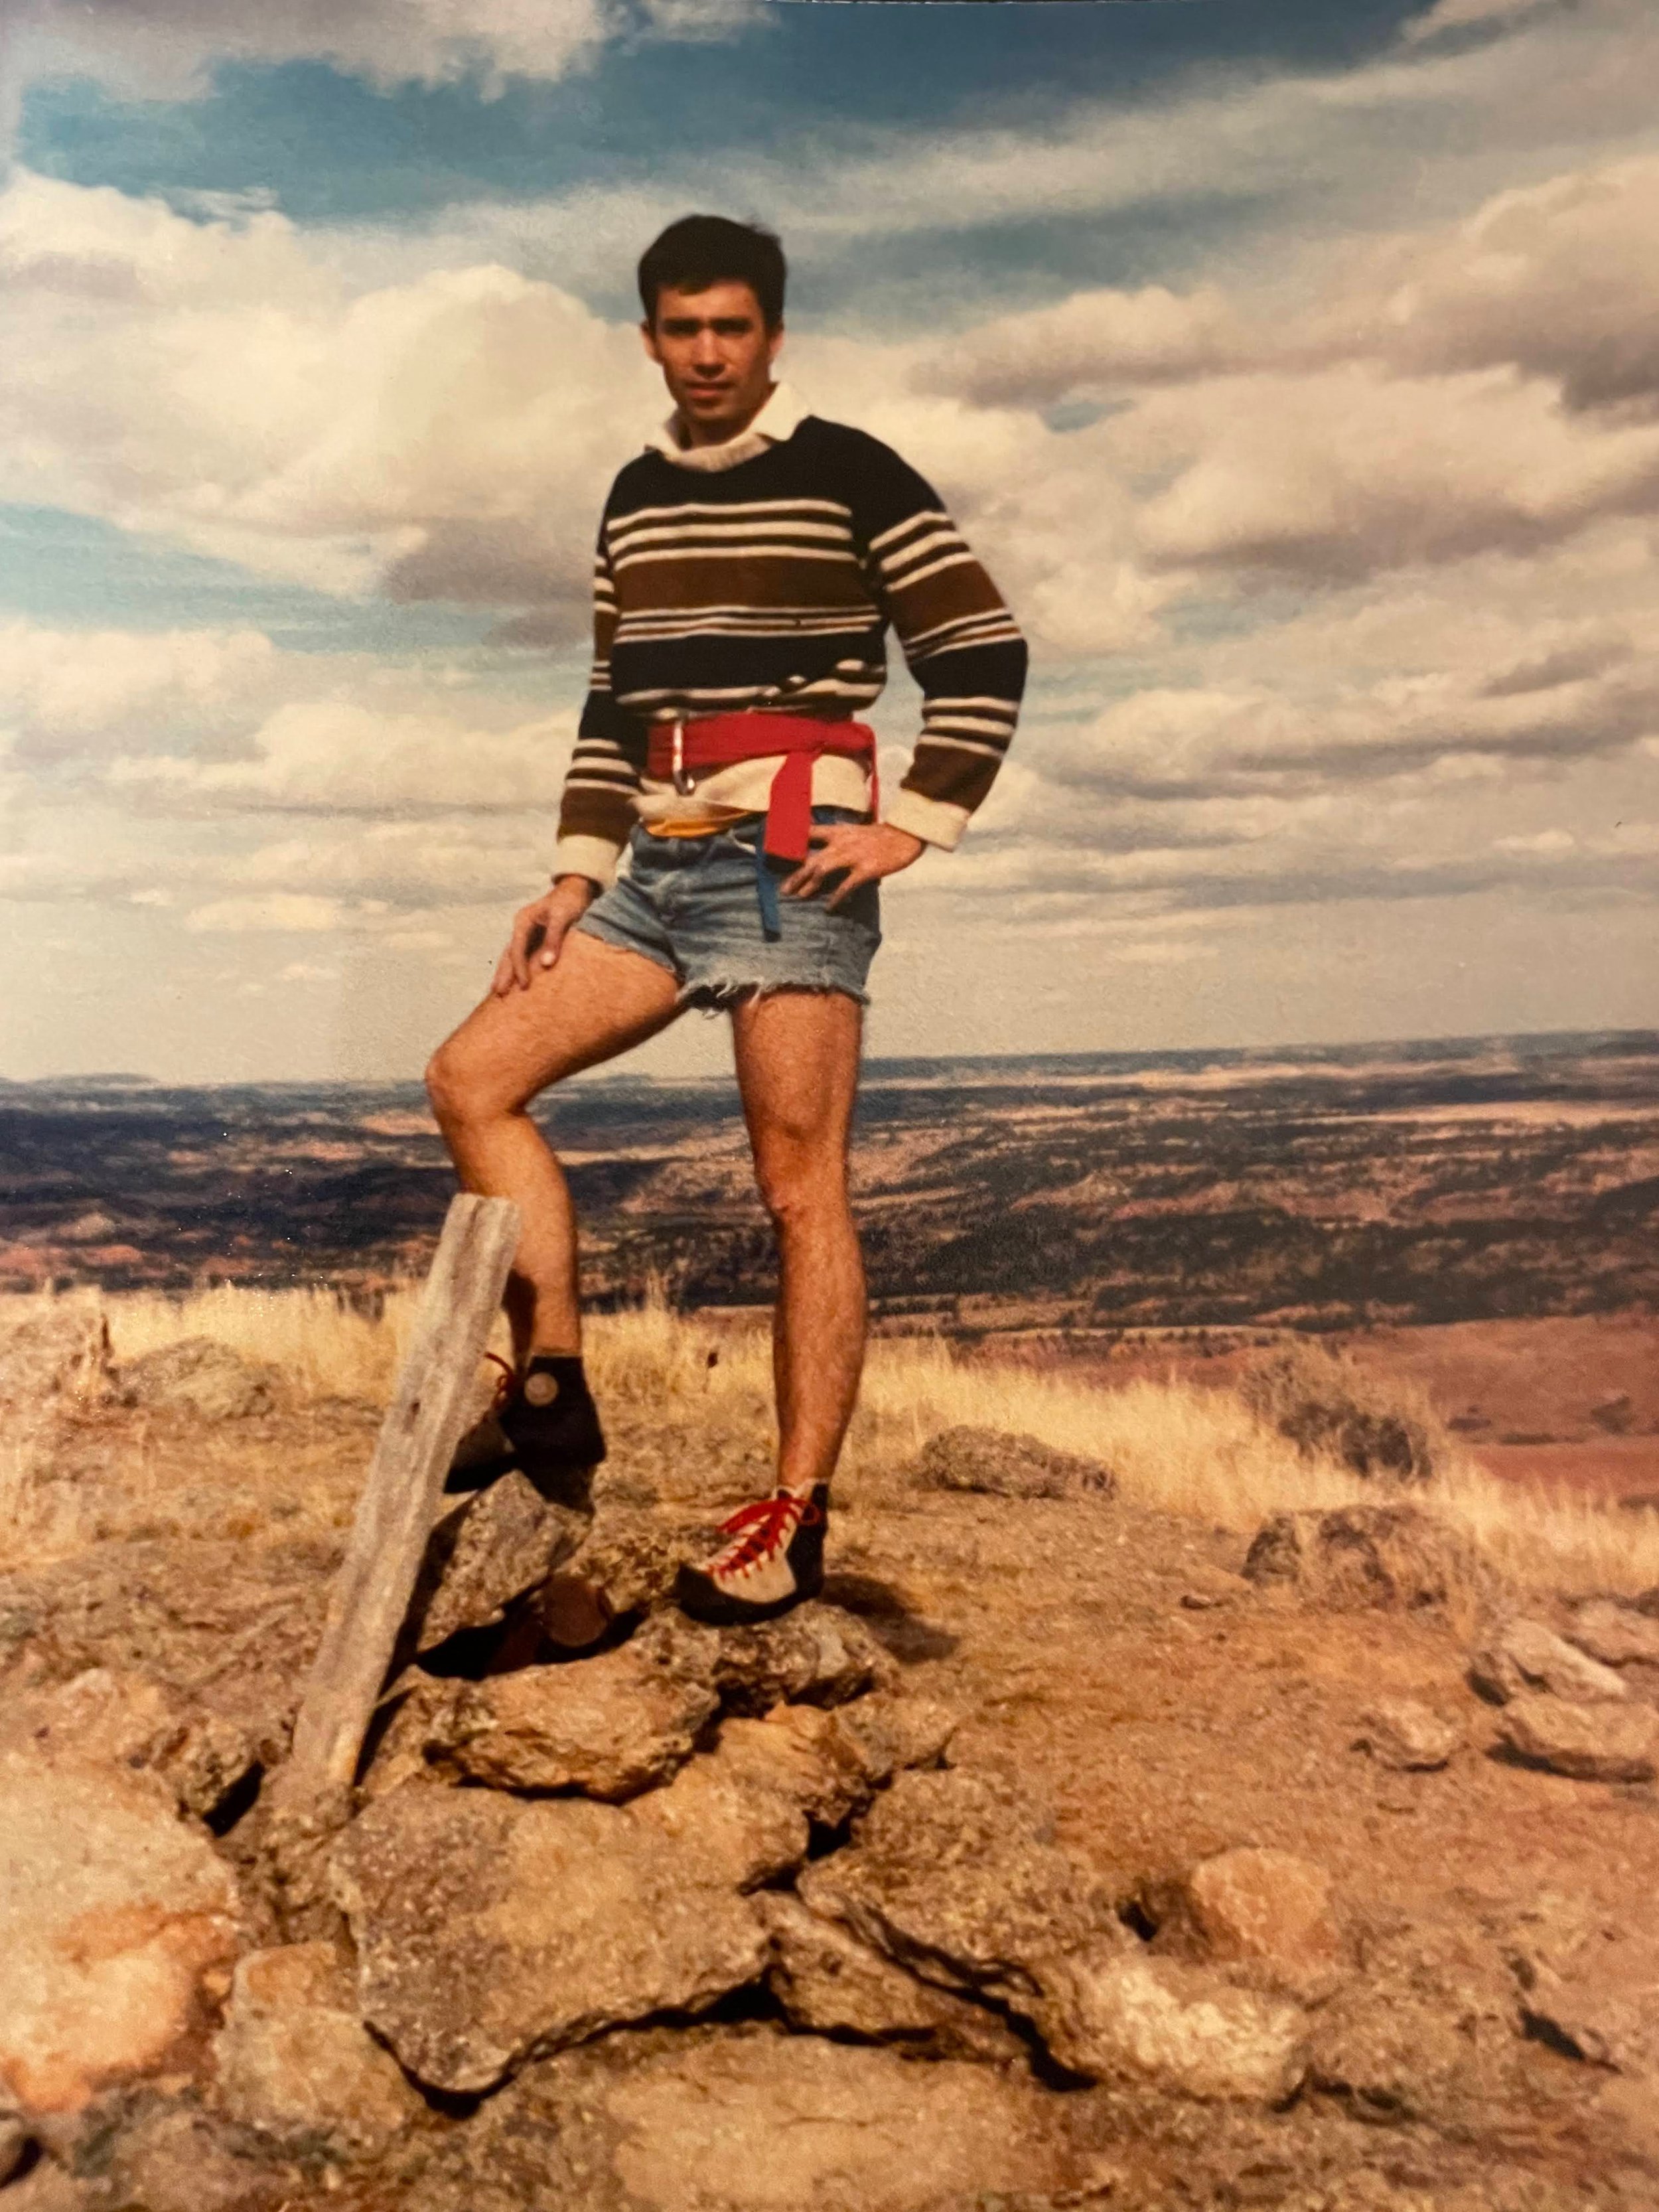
left=644, top=711, right=879, bottom=863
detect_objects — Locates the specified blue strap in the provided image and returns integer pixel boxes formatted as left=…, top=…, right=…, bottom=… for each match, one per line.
left=755, top=841, right=784, bottom=940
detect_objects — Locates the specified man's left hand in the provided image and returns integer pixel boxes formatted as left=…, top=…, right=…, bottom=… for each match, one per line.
left=782, top=821, right=924, bottom=908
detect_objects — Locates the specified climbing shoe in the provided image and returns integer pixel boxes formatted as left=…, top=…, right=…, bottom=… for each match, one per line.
left=445, top=1352, right=606, bottom=1506
left=674, top=1484, right=828, bottom=1626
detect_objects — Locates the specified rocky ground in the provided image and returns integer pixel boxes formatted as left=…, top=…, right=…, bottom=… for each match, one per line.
left=3, top=1306, right=1659, bottom=2211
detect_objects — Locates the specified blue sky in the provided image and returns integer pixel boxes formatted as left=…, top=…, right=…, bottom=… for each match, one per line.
left=2, top=0, right=1657, bottom=1080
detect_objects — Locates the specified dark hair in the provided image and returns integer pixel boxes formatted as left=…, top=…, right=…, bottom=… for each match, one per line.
left=637, top=214, right=786, bottom=331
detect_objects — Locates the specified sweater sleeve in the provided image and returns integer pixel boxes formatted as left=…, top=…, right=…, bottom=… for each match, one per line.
left=851, top=440, right=1028, bottom=850
left=551, top=524, right=643, bottom=889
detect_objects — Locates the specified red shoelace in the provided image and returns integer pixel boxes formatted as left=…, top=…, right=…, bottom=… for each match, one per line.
left=482, top=1349, right=517, bottom=1412
left=711, top=1490, right=823, bottom=1574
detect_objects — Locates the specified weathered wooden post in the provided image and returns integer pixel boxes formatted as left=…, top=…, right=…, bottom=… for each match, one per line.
left=271, top=1192, right=520, bottom=1824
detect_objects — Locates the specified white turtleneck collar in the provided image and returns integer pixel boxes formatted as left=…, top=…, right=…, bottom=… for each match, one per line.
left=646, top=381, right=811, bottom=473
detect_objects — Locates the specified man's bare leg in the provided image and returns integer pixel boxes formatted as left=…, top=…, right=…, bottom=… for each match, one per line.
left=731, top=987, right=865, bottom=1494
left=425, top=932, right=682, bottom=1360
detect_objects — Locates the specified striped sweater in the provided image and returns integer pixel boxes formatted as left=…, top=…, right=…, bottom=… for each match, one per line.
left=551, top=382, right=1028, bottom=888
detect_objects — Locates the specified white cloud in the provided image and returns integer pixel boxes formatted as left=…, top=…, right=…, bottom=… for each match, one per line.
left=0, top=171, right=647, bottom=603
left=0, top=618, right=276, bottom=758
left=10, top=0, right=646, bottom=102
left=109, top=696, right=577, bottom=814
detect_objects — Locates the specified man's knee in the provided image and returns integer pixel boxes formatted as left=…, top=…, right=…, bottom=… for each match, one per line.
left=755, top=1146, right=847, bottom=1232
left=425, top=1039, right=502, bottom=1134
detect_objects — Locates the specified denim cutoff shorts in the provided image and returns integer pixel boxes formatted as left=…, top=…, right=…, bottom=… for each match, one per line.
left=573, top=806, right=882, bottom=1008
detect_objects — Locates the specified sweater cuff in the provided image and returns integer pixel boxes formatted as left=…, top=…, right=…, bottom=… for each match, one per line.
left=551, top=834, right=622, bottom=891
left=885, top=789, right=972, bottom=851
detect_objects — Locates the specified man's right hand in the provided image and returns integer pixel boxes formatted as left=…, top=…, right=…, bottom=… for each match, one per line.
left=491, top=876, right=599, bottom=996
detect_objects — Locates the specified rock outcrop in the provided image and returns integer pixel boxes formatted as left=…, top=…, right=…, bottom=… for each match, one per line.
left=116, top=1337, right=277, bottom=1421
left=0, top=1666, right=258, bottom=1823
left=0, top=1753, right=240, bottom=2116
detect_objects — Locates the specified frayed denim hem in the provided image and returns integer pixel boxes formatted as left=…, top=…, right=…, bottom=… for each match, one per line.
left=679, top=976, right=871, bottom=1015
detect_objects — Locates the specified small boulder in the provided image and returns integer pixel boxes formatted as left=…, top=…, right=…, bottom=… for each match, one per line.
left=1037, top=1949, right=1307, bottom=2102
left=116, top=1337, right=275, bottom=1421
left=1179, top=1846, right=1344, bottom=2001
left=712, top=1602, right=895, bottom=1714
left=1497, top=1693, right=1659, bottom=1783
left=0, top=1303, right=113, bottom=1410
left=328, top=1783, right=767, bottom=2093
left=906, top=1426, right=1114, bottom=1501
left=0, top=1753, right=241, bottom=2116
left=1470, top=1619, right=1627, bottom=1706
left=1353, top=1698, right=1463, bottom=1771
left=760, top=1894, right=1029, bottom=2063
left=1243, top=1505, right=1480, bottom=1612
left=443, top=1616, right=719, bottom=1798
left=412, top=1473, right=590, bottom=1654
left=1566, top=1599, right=1659, bottom=1670
left=798, top=1767, right=1114, bottom=2008
left=212, top=1942, right=421, bottom=2156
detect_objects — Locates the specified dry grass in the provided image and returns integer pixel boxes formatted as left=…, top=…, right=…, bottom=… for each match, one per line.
left=7, top=1286, right=1657, bottom=1601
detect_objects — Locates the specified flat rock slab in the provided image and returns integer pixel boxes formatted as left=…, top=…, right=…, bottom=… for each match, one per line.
left=1568, top=1599, right=1659, bottom=1669
left=907, top=1424, right=1114, bottom=1500
left=1471, top=1618, right=1628, bottom=1705
left=441, top=2028, right=1096, bottom=2212
left=328, top=1784, right=767, bottom=2093
left=445, top=1627, right=718, bottom=1799
left=1038, top=1949, right=1308, bottom=2102
left=0, top=1753, right=241, bottom=2116
left=797, top=1766, right=1114, bottom=2009
left=1244, top=1505, right=1481, bottom=1613
left=1497, top=1692, right=1659, bottom=1783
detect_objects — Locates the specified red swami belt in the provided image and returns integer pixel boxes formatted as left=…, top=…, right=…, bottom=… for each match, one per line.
left=644, top=713, right=878, bottom=863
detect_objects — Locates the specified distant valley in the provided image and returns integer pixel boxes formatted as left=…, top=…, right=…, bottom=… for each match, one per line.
left=3, top=1031, right=1656, bottom=1339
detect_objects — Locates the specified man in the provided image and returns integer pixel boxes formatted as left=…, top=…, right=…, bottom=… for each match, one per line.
left=426, top=214, right=1026, bottom=1625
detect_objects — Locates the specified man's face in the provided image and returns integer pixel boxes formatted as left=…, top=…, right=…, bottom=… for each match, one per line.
left=642, top=280, right=783, bottom=447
